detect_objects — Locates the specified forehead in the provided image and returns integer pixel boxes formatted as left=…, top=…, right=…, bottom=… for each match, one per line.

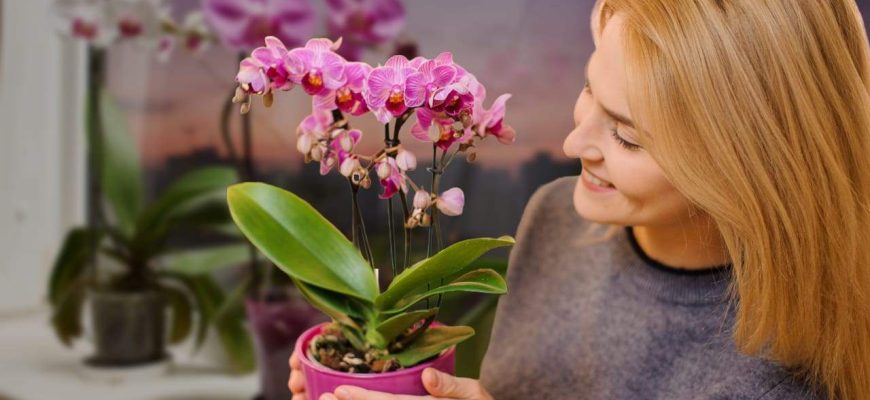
left=586, top=13, right=631, bottom=121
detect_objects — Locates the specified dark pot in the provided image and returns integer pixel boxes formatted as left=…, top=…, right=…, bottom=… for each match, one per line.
left=87, top=290, right=167, bottom=367
left=246, top=293, right=327, bottom=400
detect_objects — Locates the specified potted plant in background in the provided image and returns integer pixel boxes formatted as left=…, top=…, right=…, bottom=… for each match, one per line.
left=50, top=1, right=254, bottom=370
left=226, top=34, right=518, bottom=396
left=48, top=85, right=255, bottom=370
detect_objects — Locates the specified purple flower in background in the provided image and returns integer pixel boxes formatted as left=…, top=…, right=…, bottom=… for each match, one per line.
left=325, top=0, right=406, bottom=60
left=364, top=55, right=425, bottom=123
left=52, top=0, right=167, bottom=48
left=202, top=0, right=316, bottom=51
left=287, top=38, right=348, bottom=95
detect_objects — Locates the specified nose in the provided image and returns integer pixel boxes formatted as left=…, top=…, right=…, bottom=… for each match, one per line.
left=563, top=107, right=606, bottom=164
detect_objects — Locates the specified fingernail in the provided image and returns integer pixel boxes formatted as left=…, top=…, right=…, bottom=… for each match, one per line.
left=335, top=387, right=350, bottom=399
left=426, top=368, right=441, bottom=387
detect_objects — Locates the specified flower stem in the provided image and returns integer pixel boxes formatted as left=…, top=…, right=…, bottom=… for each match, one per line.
left=384, top=124, right=398, bottom=279
left=238, top=52, right=261, bottom=298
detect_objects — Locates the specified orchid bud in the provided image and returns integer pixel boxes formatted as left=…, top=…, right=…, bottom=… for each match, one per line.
left=413, top=190, right=432, bottom=209
left=296, top=135, right=312, bottom=155
left=436, top=187, right=465, bottom=216
left=376, top=160, right=391, bottom=179
left=427, top=125, right=441, bottom=142
left=340, top=156, right=360, bottom=177
left=466, top=152, right=477, bottom=162
left=360, top=175, right=372, bottom=189
left=263, top=92, right=274, bottom=107
left=339, top=133, right=354, bottom=152
left=310, top=145, right=323, bottom=161
left=396, top=149, right=417, bottom=171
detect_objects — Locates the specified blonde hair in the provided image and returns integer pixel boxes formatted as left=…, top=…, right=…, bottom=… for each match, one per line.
left=593, top=0, right=870, bottom=398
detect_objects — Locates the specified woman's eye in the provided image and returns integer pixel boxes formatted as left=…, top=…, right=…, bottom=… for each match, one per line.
left=611, top=128, right=641, bottom=151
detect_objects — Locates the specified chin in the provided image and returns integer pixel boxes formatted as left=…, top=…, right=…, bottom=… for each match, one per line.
left=572, top=181, right=625, bottom=225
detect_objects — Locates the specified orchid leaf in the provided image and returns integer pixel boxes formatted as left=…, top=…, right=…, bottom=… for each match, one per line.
left=381, top=269, right=506, bottom=314
left=392, top=325, right=474, bottom=367
left=376, top=237, right=514, bottom=311
left=227, top=183, right=378, bottom=303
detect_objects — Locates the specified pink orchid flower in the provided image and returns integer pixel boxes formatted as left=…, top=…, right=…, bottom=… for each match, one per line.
left=429, top=73, right=483, bottom=120
left=296, top=107, right=334, bottom=161
left=250, top=36, right=294, bottom=91
left=364, top=55, right=426, bottom=123
left=236, top=57, right=271, bottom=95
left=417, top=53, right=458, bottom=102
left=314, top=61, right=373, bottom=116
left=321, top=128, right=362, bottom=175
left=325, top=0, right=406, bottom=60
left=202, top=0, right=316, bottom=51
left=436, top=187, right=465, bottom=216
left=410, top=107, right=472, bottom=151
left=374, top=157, right=408, bottom=199
left=287, top=38, right=348, bottom=96
left=474, top=93, right=516, bottom=145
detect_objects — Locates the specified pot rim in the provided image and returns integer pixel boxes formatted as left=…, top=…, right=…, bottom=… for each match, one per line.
left=295, top=321, right=456, bottom=380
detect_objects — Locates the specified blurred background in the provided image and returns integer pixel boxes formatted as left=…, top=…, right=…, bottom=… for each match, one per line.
left=3, top=0, right=869, bottom=399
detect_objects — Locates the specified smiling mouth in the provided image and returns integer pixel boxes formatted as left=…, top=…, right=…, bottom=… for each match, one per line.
left=582, top=169, right=615, bottom=188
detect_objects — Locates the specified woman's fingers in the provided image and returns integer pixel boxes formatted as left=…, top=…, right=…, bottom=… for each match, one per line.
left=422, top=368, right=492, bottom=399
left=290, top=349, right=302, bottom=370
left=289, top=350, right=306, bottom=394
left=328, top=386, right=414, bottom=400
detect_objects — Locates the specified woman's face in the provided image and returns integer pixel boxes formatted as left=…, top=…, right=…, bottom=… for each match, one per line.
left=562, top=13, right=697, bottom=227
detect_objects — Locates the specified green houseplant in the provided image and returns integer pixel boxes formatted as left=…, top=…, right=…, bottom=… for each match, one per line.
left=226, top=35, right=518, bottom=396
left=48, top=85, right=254, bottom=371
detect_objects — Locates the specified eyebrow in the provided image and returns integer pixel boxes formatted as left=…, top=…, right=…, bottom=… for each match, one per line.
left=584, top=59, right=636, bottom=129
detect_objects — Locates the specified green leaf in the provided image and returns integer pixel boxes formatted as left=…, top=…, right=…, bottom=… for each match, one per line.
left=392, top=325, right=474, bottom=367
left=48, top=228, right=99, bottom=306
left=133, top=167, right=238, bottom=254
left=99, top=89, right=143, bottom=237
left=376, top=237, right=515, bottom=311
left=375, top=308, right=439, bottom=346
left=135, top=167, right=237, bottom=235
left=293, top=278, right=366, bottom=328
left=160, top=243, right=249, bottom=276
left=214, top=307, right=256, bottom=374
left=227, top=183, right=378, bottom=303
left=163, top=286, right=193, bottom=344
left=50, top=278, right=88, bottom=346
left=173, top=274, right=255, bottom=373
left=382, top=269, right=506, bottom=314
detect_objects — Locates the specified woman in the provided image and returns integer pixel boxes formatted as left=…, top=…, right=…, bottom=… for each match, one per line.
left=291, top=0, right=870, bottom=398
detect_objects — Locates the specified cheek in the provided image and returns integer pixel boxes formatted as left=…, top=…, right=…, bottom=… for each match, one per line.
left=610, top=158, right=696, bottom=223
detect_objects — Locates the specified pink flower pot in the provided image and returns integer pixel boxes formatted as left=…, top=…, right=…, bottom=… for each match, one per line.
left=295, top=322, right=456, bottom=398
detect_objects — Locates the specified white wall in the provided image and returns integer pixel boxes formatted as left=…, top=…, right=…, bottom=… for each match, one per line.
left=0, top=0, right=86, bottom=314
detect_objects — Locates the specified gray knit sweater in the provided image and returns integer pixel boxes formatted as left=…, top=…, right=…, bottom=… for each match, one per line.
left=478, top=176, right=825, bottom=399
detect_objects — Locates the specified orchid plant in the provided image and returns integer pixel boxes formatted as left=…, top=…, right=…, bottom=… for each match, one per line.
left=226, top=36, right=517, bottom=371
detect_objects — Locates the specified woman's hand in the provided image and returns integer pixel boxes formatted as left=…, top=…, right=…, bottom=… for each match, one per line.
left=319, top=367, right=494, bottom=400
left=288, top=349, right=494, bottom=400
left=289, top=349, right=308, bottom=400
